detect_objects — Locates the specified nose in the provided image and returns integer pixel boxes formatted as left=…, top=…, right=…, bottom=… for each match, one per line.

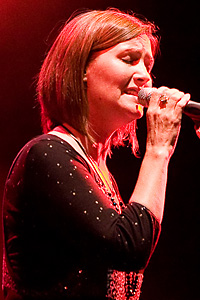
left=133, top=61, right=152, bottom=87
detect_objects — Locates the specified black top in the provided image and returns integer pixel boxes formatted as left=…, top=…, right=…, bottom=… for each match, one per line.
left=3, top=134, right=161, bottom=300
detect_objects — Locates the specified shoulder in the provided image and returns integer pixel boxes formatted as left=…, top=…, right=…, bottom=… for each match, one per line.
left=19, top=134, right=81, bottom=158
left=24, top=134, right=73, bottom=153
left=9, top=134, right=90, bottom=177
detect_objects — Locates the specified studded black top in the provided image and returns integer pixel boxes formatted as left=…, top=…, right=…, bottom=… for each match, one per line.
left=3, top=134, right=161, bottom=300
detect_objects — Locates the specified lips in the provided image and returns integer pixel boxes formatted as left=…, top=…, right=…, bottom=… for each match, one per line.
left=124, top=88, right=140, bottom=97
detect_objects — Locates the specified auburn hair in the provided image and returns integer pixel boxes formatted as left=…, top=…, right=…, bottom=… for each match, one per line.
left=37, top=8, right=159, bottom=155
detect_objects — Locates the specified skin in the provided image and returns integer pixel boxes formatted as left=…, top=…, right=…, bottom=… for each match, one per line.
left=86, top=35, right=154, bottom=142
left=53, top=34, right=190, bottom=223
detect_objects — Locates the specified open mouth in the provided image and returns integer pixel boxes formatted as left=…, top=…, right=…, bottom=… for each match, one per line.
left=124, top=88, right=140, bottom=97
left=125, top=92, right=138, bottom=97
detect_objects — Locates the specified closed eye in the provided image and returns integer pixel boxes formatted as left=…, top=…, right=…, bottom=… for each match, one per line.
left=121, top=55, right=139, bottom=65
left=122, top=56, right=153, bottom=75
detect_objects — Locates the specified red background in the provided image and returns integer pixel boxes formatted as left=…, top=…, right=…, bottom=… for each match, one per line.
left=1, top=1, right=200, bottom=299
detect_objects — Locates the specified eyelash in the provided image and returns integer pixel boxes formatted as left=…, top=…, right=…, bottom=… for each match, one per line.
left=122, top=57, right=152, bottom=74
left=122, top=57, right=136, bottom=65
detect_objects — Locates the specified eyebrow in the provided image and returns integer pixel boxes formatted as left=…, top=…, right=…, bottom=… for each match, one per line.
left=120, top=47, right=155, bottom=67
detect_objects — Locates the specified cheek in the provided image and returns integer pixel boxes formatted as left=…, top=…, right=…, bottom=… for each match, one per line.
left=88, top=55, right=130, bottom=83
left=86, top=67, right=118, bottom=101
left=87, top=67, right=129, bottom=101
left=88, top=63, right=115, bottom=85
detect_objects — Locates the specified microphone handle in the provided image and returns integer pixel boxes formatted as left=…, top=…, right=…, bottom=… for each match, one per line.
left=183, top=101, right=200, bottom=121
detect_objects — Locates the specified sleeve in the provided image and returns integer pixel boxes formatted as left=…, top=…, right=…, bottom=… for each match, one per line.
left=24, top=136, right=161, bottom=271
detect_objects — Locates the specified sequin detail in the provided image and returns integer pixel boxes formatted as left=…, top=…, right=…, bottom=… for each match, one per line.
left=107, top=269, right=143, bottom=300
left=59, top=124, right=125, bottom=213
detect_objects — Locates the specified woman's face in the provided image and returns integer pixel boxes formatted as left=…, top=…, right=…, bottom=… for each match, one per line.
left=85, top=34, right=154, bottom=138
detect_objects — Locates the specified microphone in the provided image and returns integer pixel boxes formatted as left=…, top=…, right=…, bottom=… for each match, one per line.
left=138, top=88, right=200, bottom=121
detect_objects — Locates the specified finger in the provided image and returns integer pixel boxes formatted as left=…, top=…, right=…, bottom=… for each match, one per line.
left=163, top=90, right=185, bottom=109
left=156, top=86, right=169, bottom=93
left=148, top=87, right=189, bottom=111
left=148, top=86, right=169, bottom=106
left=175, top=93, right=191, bottom=108
left=155, top=88, right=187, bottom=110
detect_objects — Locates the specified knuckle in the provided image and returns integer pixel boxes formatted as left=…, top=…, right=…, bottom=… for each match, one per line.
left=164, top=91, right=185, bottom=104
left=176, top=101, right=183, bottom=108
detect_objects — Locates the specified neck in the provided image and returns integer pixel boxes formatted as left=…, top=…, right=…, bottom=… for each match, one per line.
left=60, top=123, right=108, bottom=168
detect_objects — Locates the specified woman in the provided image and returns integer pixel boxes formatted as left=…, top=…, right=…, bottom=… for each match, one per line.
left=3, top=8, right=191, bottom=300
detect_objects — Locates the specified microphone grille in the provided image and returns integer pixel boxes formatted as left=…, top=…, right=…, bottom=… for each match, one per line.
left=138, top=88, right=152, bottom=107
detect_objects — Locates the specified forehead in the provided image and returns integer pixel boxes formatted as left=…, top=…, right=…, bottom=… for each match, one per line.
left=89, top=34, right=154, bottom=64
left=120, top=35, right=152, bottom=52
left=110, top=34, right=153, bottom=57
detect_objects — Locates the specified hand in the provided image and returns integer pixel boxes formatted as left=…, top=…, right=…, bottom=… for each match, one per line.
left=146, top=86, right=191, bottom=158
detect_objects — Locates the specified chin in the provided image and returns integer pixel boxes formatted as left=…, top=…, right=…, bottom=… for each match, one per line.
left=120, top=98, right=144, bottom=120
left=126, top=104, right=144, bottom=120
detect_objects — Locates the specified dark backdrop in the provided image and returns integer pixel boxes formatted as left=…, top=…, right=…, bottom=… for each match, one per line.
left=1, top=1, right=200, bottom=299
